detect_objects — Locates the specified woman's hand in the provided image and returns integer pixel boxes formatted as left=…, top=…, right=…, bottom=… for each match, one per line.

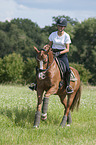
left=53, top=52, right=60, bottom=57
left=60, top=44, right=70, bottom=55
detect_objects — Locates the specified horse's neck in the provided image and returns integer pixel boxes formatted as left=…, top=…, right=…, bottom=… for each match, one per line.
left=48, top=50, right=54, bottom=64
left=48, top=51, right=58, bottom=72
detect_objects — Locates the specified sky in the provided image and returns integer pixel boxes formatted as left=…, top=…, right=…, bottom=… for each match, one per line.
left=0, top=0, right=96, bottom=28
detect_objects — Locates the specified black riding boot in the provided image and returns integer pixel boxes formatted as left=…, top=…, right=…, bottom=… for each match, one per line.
left=65, top=71, right=73, bottom=94
left=29, top=83, right=37, bottom=91
left=29, top=67, right=38, bottom=91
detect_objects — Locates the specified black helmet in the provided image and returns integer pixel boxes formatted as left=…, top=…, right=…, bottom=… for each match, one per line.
left=57, top=18, right=67, bottom=27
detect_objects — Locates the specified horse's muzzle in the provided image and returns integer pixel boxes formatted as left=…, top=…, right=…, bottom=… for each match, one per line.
left=38, top=72, right=46, bottom=80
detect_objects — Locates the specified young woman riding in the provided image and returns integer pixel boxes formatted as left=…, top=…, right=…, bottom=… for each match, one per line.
left=48, top=18, right=73, bottom=94
left=29, top=18, right=73, bottom=94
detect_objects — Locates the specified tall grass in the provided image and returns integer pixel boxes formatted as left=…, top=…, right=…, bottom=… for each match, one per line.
left=0, top=84, right=96, bottom=145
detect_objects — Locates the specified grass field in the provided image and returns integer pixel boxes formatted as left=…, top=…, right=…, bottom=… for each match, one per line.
left=0, top=84, right=96, bottom=145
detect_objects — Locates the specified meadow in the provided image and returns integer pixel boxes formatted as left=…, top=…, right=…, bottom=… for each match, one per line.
left=0, top=84, right=96, bottom=145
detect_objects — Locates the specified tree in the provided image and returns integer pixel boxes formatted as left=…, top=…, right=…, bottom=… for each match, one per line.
left=0, top=30, right=9, bottom=58
left=0, top=53, right=24, bottom=83
left=72, top=18, right=96, bottom=84
left=23, top=58, right=36, bottom=84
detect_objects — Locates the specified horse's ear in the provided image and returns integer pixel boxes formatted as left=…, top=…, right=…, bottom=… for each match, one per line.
left=33, top=46, right=40, bottom=53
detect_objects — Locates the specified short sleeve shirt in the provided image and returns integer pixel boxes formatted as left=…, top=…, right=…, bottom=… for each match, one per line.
left=48, top=31, right=71, bottom=50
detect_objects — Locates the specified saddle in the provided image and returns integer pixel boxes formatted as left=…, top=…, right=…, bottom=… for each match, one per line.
left=55, top=57, right=77, bottom=82
left=55, top=57, right=66, bottom=79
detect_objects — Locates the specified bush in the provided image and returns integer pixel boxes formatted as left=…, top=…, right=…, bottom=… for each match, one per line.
left=0, top=58, right=4, bottom=82
left=70, top=63, right=92, bottom=84
left=0, top=53, right=24, bottom=83
left=23, top=58, right=36, bottom=84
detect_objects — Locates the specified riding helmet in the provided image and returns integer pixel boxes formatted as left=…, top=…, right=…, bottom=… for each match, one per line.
left=57, top=18, right=67, bottom=27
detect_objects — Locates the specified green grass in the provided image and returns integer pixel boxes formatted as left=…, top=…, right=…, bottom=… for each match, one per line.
left=0, top=84, right=96, bottom=145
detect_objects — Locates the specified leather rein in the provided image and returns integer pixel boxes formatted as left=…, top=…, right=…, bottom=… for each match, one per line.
left=36, top=48, right=55, bottom=73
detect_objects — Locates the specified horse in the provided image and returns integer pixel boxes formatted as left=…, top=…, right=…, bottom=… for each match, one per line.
left=33, top=45, right=81, bottom=128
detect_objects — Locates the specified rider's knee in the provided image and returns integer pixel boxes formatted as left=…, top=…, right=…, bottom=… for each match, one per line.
left=66, top=68, right=71, bottom=74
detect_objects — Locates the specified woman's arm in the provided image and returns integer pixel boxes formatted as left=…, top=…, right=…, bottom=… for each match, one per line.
left=60, top=44, right=70, bottom=55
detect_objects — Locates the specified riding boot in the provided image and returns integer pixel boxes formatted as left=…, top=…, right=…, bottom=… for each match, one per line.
left=29, top=83, right=37, bottom=91
left=29, top=67, right=38, bottom=91
left=65, top=71, right=73, bottom=94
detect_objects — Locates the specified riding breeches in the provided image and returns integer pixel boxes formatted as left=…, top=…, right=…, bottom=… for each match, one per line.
left=58, top=53, right=70, bottom=73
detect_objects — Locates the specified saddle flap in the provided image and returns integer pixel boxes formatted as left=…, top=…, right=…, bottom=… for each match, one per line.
left=55, top=57, right=66, bottom=79
left=55, top=57, right=77, bottom=81
left=70, top=69, right=77, bottom=82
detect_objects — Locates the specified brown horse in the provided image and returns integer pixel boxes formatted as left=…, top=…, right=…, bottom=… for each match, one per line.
left=33, top=45, right=81, bottom=128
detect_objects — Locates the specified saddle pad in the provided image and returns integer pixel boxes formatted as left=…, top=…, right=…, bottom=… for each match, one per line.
left=70, top=69, right=77, bottom=82
left=55, top=57, right=66, bottom=79
left=55, top=57, right=77, bottom=81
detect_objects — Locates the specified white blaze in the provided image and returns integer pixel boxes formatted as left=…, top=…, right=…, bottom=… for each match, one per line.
left=38, top=61, right=46, bottom=80
left=40, top=61, right=43, bottom=69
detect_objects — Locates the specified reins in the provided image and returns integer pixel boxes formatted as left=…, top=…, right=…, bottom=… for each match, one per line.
left=36, top=49, right=55, bottom=73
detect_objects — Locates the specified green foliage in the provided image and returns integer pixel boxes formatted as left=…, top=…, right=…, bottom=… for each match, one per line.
left=71, top=18, right=96, bottom=84
left=0, top=58, right=4, bottom=79
left=70, top=63, right=92, bottom=84
left=0, top=53, right=24, bottom=83
left=0, top=52, right=37, bottom=84
left=11, top=18, right=48, bottom=47
left=0, top=18, right=48, bottom=59
left=23, top=58, right=37, bottom=84
left=0, top=30, right=10, bottom=58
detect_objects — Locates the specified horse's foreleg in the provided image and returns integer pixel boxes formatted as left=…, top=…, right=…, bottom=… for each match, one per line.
left=33, top=110, right=41, bottom=128
left=41, top=85, right=58, bottom=121
left=41, top=97, right=49, bottom=121
left=33, top=91, right=43, bottom=128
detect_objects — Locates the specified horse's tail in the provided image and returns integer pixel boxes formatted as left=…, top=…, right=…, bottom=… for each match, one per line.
left=70, top=84, right=81, bottom=111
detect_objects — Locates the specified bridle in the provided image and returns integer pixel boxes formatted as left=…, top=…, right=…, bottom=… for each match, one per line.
left=36, top=48, right=54, bottom=79
left=36, top=48, right=49, bottom=72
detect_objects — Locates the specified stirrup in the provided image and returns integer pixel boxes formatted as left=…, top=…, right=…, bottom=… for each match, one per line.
left=66, top=85, right=74, bottom=94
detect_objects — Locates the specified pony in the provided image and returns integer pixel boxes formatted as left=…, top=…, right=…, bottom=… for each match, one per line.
left=33, top=45, right=81, bottom=128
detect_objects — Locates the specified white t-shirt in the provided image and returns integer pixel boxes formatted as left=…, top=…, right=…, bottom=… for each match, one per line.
left=48, top=31, right=71, bottom=50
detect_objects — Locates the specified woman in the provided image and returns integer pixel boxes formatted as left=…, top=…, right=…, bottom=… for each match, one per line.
left=48, top=18, right=73, bottom=94
left=29, top=18, right=73, bottom=94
